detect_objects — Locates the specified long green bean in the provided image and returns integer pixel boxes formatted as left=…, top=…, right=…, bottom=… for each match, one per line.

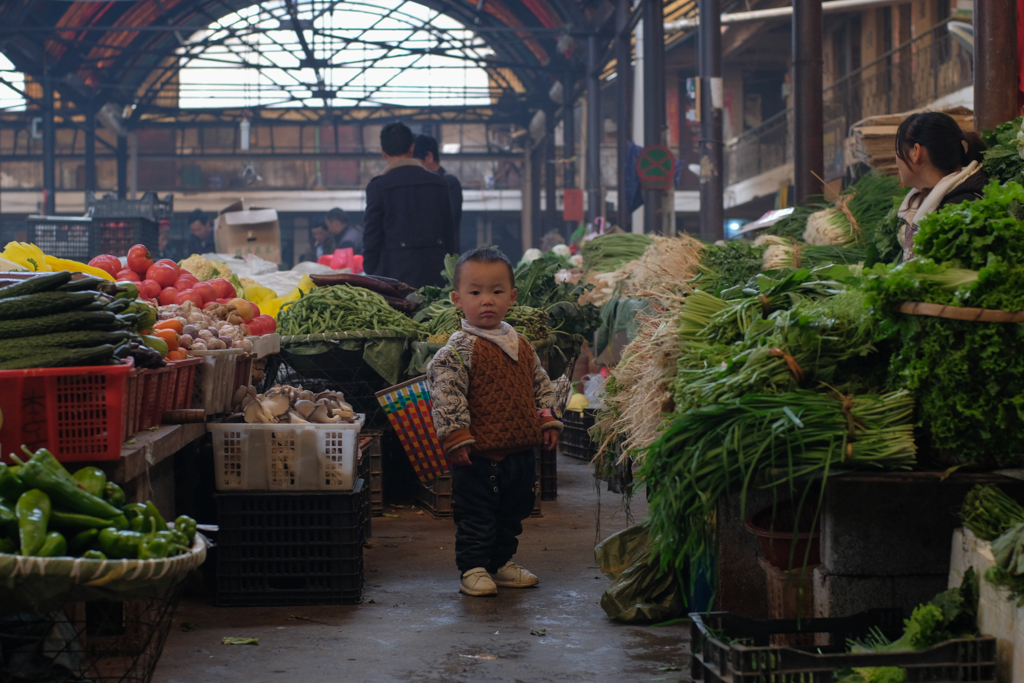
left=278, top=285, right=426, bottom=337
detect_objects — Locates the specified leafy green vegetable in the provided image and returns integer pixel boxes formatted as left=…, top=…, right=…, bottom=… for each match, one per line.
left=581, top=233, right=652, bottom=274
left=691, top=240, right=766, bottom=296
left=981, top=117, right=1024, bottom=186
left=960, top=485, right=1024, bottom=541
left=915, top=181, right=1024, bottom=269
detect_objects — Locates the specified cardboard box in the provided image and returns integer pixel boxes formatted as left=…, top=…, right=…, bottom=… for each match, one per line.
left=216, top=200, right=282, bottom=264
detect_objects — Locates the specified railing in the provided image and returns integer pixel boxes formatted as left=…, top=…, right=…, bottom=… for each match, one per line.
left=724, top=20, right=973, bottom=187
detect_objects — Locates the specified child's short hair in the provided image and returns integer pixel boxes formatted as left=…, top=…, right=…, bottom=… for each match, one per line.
left=454, top=248, right=516, bottom=290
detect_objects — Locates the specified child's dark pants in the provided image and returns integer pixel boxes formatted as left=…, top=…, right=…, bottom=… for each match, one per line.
left=452, top=450, right=536, bottom=574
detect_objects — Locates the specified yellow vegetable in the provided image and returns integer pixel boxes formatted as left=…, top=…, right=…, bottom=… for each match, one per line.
left=566, top=393, right=590, bottom=412
left=241, top=284, right=277, bottom=305
left=261, top=275, right=315, bottom=319
left=44, top=255, right=115, bottom=281
left=2, top=242, right=52, bottom=272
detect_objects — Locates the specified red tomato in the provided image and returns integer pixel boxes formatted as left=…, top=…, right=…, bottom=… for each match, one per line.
left=216, top=297, right=231, bottom=305
left=245, top=318, right=265, bottom=336
left=146, top=262, right=177, bottom=288
left=158, top=287, right=179, bottom=306
left=88, top=255, right=121, bottom=278
left=154, top=259, right=180, bottom=278
left=140, top=279, right=162, bottom=299
left=174, top=289, right=204, bottom=307
left=126, top=245, right=153, bottom=276
left=193, top=281, right=218, bottom=304
left=208, top=278, right=237, bottom=299
left=115, top=268, right=141, bottom=282
left=249, top=302, right=261, bottom=318
left=174, top=275, right=199, bottom=291
left=178, top=268, right=193, bottom=277
left=257, top=314, right=276, bottom=333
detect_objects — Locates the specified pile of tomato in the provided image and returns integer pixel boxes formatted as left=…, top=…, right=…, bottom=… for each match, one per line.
left=89, top=245, right=240, bottom=308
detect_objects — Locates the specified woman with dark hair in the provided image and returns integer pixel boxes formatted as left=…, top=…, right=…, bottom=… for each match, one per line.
left=895, top=111, right=988, bottom=261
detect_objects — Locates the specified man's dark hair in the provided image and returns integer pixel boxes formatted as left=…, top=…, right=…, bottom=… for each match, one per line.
left=380, top=122, right=415, bottom=157
left=325, top=208, right=348, bottom=225
left=413, top=134, right=440, bottom=163
left=453, top=247, right=516, bottom=290
left=188, top=209, right=208, bottom=226
left=310, top=220, right=328, bottom=234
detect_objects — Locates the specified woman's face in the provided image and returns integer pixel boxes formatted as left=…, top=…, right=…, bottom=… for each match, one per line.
left=896, top=143, right=929, bottom=190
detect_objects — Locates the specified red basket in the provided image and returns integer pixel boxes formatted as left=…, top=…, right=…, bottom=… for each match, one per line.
left=135, top=366, right=172, bottom=431
left=122, top=365, right=141, bottom=442
left=167, top=357, right=202, bottom=411
left=0, top=360, right=132, bottom=462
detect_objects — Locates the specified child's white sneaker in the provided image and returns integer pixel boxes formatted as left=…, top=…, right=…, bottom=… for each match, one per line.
left=491, top=561, right=539, bottom=588
left=460, top=568, right=498, bottom=596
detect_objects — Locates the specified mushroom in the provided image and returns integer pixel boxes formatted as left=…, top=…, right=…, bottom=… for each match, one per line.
left=244, top=401, right=269, bottom=423
left=298, top=390, right=315, bottom=403
left=332, top=408, right=355, bottom=422
left=233, top=385, right=249, bottom=409
left=261, top=394, right=291, bottom=418
left=240, top=395, right=255, bottom=411
left=286, top=410, right=308, bottom=424
left=294, top=400, right=316, bottom=419
left=338, top=400, right=353, bottom=413
left=309, top=404, right=342, bottom=423
left=248, top=385, right=258, bottom=398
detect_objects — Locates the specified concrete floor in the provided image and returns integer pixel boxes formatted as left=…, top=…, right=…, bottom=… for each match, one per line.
left=154, top=454, right=691, bottom=683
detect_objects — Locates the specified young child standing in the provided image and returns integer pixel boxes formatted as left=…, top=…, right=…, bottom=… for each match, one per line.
left=427, top=248, right=562, bottom=597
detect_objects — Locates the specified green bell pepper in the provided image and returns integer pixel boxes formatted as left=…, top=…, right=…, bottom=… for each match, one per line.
left=135, top=302, right=157, bottom=332
left=139, top=530, right=175, bottom=560
left=98, top=528, right=143, bottom=559
left=51, top=510, right=128, bottom=531
left=0, top=500, right=14, bottom=526
left=114, top=282, right=140, bottom=300
left=72, top=467, right=106, bottom=498
left=130, top=516, right=146, bottom=532
left=16, top=489, right=51, bottom=556
left=0, top=463, right=24, bottom=503
left=16, top=458, right=120, bottom=519
left=14, top=446, right=74, bottom=482
left=83, top=550, right=107, bottom=560
left=168, top=529, right=190, bottom=551
left=69, top=528, right=100, bottom=555
left=174, top=515, right=197, bottom=545
left=144, top=501, right=168, bottom=531
left=37, top=531, right=66, bottom=558
left=0, top=538, right=15, bottom=554
left=123, top=502, right=147, bottom=520
left=103, top=482, right=126, bottom=508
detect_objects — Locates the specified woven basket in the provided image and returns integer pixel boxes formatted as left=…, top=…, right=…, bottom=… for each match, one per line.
left=897, top=301, right=1024, bottom=323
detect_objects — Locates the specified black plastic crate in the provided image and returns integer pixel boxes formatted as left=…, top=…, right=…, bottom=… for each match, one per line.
left=691, top=610, right=997, bottom=683
left=540, top=446, right=557, bottom=501
left=361, top=430, right=385, bottom=516
left=560, top=409, right=596, bottom=462
left=416, top=475, right=452, bottom=518
left=95, top=216, right=159, bottom=257
left=215, top=484, right=365, bottom=606
left=28, top=216, right=95, bottom=261
left=86, top=190, right=174, bottom=222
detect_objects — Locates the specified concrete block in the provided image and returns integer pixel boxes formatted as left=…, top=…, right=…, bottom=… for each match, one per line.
left=716, top=489, right=774, bottom=619
left=950, top=528, right=1023, bottom=683
left=821, top=478, right=979, bottom=576
left=813, top=566, right=948, bottom=618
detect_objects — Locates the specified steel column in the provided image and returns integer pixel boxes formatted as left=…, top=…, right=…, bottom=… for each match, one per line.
left=698, top=0, right=724, bottom=241
left=562, top=72, right=576, bottom=237
left=586, top=34, right=603, bottom=224
left=116, top=135, right=128, bottom=200
left=545, top=105, right=559, bottom=236
left=84, top=106, right=96, bottom=192
left=793, top=0, right=824, bottom=202
left=529, top=142, right=542, bottom=249
left=616, top=0, right=634, bottom=232
left=974, top=0, right=1018, bottom=133
left=42, top=74, right=55, bottom=215
left=642, top=0, right=665, bottom=234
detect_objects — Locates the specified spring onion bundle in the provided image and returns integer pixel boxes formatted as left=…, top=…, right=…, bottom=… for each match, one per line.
left=279, top=285, right=426, bottom=337
left=581, top=233, right=653, bottom=274
left=960, top=485, right=1024, bottom=541
left=691, top=241, right=765, bottom=296
left=639, top=389, right=916, bottom=572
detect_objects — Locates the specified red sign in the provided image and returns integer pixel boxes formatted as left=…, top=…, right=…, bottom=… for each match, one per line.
left=636, top=145, right=677, bottom=191
left=563, top=188, right=584, bottom=222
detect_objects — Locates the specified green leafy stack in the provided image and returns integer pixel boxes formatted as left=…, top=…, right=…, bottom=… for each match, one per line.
left=580, top=233, right=652, bottom=274
left=0, top=446, right=197, bottom=560
left=982, top=116, right=1024, bottom=186
left=864, top=181, right=1024, bottom=467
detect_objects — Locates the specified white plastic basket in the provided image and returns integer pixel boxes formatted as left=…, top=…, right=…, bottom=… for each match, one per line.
left=248, top=333, right=281, bottom=359
left=191, top=348, right=248, bottom=414
left=209, top=415, right=365, bottom=491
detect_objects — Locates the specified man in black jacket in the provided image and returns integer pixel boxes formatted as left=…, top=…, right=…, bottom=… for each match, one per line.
left=364, top=123, right=455, bottom=288
left=414, top=134, right=462, bottom=253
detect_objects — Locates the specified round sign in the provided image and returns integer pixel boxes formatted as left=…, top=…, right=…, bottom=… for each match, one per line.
left=636, top=145, right=676, bottom=190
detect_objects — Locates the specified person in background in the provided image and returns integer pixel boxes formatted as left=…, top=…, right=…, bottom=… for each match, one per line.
left=895, top=112, right=988, bottom=261
left=540, top=231, right=566, bottom=253
left=186, top=209, right=215, bottom=256
left=157, top=227, right=183, bottom=263
left=364, top=123, right=455, bottom=288
left=326, top=207, right=363, bottom=255
left=414, top=134, right=462, bottom=253
left=303, top=220, right=337, bottom=263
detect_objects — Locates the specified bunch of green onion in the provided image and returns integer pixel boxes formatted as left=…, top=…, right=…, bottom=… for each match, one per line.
left=960, top=485, right=1024, bottom=541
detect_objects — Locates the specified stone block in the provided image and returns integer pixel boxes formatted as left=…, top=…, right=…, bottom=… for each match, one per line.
left=716, top=489, right=774, bottom=618
left=813, top=565, right=949, bottom=618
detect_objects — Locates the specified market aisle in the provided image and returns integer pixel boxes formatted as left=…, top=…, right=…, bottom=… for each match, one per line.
left=154, top=455, right=690, bottom=683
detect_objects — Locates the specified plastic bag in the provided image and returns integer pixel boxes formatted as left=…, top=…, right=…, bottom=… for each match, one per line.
left=582, top=373, right=607, bottom=410
left=595, top=525, right=684, bottom=623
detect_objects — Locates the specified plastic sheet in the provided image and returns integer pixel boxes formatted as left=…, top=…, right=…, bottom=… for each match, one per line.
left=595, top=525, right=684, bottom=623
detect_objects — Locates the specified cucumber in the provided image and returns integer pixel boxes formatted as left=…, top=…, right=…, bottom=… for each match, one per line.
left=0, top=272, right=72, bottom=299
left=0, top=311, right=128, bottom=340
left=0, top=345, right=118, bottom=370
left=0, top=291, right=99, bottom=320
left=0, top=330, right=133, bottom=354
left=57, top=276, right=107, bottom=292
